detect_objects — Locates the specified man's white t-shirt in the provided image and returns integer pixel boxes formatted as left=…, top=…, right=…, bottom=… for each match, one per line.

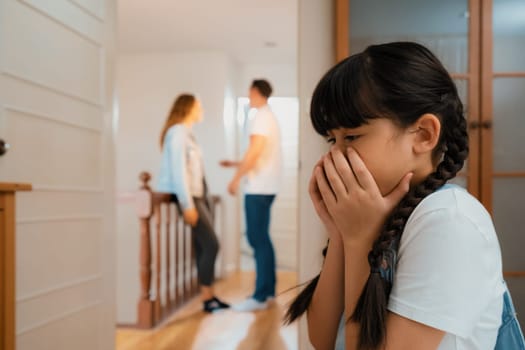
left=244, top=105, right=282, bottom=194
left=388, top=184, right=504, bottom=349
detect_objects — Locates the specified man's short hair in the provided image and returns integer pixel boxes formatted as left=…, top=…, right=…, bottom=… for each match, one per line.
left=251, top=79, right=273, bottom=98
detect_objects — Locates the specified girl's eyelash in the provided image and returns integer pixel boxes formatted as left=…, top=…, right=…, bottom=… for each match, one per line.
left=326, top=135, right=360, bottom=144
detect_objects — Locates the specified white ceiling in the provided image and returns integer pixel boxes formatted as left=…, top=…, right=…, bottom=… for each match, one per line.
left=117, top=0, right=298, bottom=64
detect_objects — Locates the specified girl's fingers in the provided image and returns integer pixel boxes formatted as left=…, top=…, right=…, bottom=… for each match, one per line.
left=310, top=172, right=336, bottom=225
left=323, top=154, right=347, bottom=199
left=309, top=156, right=329, bottom=203
left=315, top=166, right=337, bottom=206
left=330, top=147, right=358, bottom=192
left=347, top=147, right=379, bottom=193
left=315, top=197, right=334, bottom=226
left=309, top=171, right=322, bottom=201
left=314, top=157, right=325, bottom=169
left=385, top=172, right=413, bottom=208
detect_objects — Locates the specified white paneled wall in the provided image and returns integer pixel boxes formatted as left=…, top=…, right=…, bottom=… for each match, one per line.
left=3, top=1, right=103, bottom=105
left=0, top=0, right=116, bottom=348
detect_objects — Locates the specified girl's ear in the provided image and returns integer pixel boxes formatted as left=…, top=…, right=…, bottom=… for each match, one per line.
left=411, top=113, right=441, bottom=155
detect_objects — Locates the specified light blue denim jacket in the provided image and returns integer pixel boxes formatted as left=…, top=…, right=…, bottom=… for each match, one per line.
left=156, top=124, right=204, bottom=210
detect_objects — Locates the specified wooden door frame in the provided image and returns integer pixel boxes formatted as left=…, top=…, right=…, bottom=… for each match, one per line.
left=468, top=0, right=482, bottom=199
left=480, top=0, right=494, bottom=211
left=335, top=0, right=349, bottom=62
left=335, top=0, right=482, bottom=199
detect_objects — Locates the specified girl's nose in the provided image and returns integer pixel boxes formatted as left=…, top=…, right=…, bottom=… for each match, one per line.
left=334, top=140, right=347, bottom=153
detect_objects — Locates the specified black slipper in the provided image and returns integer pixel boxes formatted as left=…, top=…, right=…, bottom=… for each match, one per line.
left=203, top=296, right=230, bottom=313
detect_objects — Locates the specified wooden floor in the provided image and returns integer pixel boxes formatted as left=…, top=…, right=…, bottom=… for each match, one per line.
left=116, top=270, right=298, bottom=350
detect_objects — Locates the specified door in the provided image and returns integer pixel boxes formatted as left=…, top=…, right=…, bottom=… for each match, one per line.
left=482, top=0, right=525, bottom=327
left=0, top=0, right=116, bottom=349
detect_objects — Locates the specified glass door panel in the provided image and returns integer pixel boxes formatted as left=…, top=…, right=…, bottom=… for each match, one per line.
left=491, top=0, right=525, bottom=329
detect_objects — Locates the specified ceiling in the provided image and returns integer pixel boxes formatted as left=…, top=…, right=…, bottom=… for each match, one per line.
left=117, top=0, right=298, bottom=64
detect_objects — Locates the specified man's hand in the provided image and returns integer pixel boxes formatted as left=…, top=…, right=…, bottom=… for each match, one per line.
left=219, top=160, right=238, bottom=168
left=228, top=178, right=240, bottom=196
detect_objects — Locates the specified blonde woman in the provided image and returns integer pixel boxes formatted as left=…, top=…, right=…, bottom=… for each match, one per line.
left=157, top=94, right=229, bottom=313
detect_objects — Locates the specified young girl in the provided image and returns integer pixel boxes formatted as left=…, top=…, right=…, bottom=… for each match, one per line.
left=157, top=94, right=229, bottom=313
left=286, top=42, right=523, bottom=349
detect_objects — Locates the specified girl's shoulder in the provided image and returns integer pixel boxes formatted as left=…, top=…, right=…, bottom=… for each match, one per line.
left=407, top=184, right=495, bottom=238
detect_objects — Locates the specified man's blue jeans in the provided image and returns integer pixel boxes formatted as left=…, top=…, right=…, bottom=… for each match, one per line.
left=244, top=194, right=276, bottom=302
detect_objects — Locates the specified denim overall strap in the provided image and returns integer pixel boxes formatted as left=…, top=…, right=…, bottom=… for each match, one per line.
left=494, top=283, right=525, bottom=350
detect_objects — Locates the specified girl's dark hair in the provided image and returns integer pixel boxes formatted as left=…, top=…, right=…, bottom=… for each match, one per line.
left=284, top=42, right=468, bottom=349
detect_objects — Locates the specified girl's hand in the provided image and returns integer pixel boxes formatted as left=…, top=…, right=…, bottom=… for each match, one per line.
left=315, top=147, right=412, bottom=247
left=309, top=158, right=343, bottom=243
left=183, top=208, right=199, bottom=227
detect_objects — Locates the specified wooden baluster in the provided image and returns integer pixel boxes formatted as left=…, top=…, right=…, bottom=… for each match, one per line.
left=174, top=205, right=180, bottom=307
left=187, top=224, right=193, bottom=297
left=153, top=198, right=162, bottom=322
left=186, top=223, right=192, bottom=299
left=165, top=202, right=171, bottom=310
left=182, top=222, right=187, bottom=301
left=136, top=172, right=153, bottom=328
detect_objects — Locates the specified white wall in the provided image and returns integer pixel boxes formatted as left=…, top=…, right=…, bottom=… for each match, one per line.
left=297, top=0, right=334, bottom=348
left=115, top=51, right=239, bottom=324
left=0, top=0, right=117, bottom=348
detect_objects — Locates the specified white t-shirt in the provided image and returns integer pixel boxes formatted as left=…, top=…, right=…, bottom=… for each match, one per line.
left=244, top=105, right=282, bottom=194
left=388, top=184, right=504, bottom=349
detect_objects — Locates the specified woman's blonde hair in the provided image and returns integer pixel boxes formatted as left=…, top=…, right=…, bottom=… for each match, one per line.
left=160, top=94, right=196, bottom=148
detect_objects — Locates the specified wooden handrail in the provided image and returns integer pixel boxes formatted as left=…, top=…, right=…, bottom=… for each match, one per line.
left=1, top=182, right=31, bottom=350
left=0, top=183, right=31, bottom=192
left=135, top=172, right=221, bottom=328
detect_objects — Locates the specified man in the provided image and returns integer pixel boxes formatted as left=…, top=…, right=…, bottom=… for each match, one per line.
left=220, top=79, right=282, bottom=311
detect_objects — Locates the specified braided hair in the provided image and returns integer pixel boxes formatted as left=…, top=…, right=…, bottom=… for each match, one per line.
left=284, top=42, right=469, bottom=349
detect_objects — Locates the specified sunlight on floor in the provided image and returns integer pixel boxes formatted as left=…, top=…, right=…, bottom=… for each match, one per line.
left=116, top=270, right=298, bottom=350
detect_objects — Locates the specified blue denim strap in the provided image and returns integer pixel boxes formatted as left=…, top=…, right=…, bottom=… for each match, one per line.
left=494, top=284, right=525, bottom=350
